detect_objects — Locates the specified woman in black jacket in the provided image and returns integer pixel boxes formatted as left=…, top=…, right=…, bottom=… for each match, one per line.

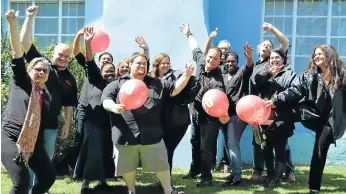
left=151, top=53, right=200, bottom=185
left=267, top=44, right=346, bottom=194
left=254, top=48, right=298, bottom=187
left=1, top=10, right=55, bottom=194
left=74, top=27, right=116, bottom=194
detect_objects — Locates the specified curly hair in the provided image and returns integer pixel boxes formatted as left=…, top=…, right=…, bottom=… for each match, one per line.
left=151, top=53, right=170, bottom=77
left=307, top=44, right=346, bottom=91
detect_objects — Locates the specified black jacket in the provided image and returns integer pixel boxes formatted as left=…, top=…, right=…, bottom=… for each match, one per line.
left=272, top=67, right=346, bottom=142
left=162, top=70, right=200, bottom=129
left=254, top=65, right=298, bottom=137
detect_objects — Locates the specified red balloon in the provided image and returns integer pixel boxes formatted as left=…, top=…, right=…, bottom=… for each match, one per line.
left=91, top=29, right=110, bottom=53
left=236, top=95, right=271, bottom=125
left=202, top=89, right=229, bottom=117
left=119, top=79, right=148, bottom=110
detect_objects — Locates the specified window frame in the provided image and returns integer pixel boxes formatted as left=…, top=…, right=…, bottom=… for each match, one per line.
left=8, top=0, right=85, bottom=48
left=263, top=0, right=346, bottom=71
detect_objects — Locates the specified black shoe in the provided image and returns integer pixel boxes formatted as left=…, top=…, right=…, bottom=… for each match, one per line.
left=182, top=172, right=199, bottom=179
left=94, top=182, right=112, bottom=191
left=196, top=180, right=213, bottom=187
left=222, top=177, right=242, bottom=187
left=80, top=187, right=93, bottom=194
left=267, top=179, right=281, bottom=187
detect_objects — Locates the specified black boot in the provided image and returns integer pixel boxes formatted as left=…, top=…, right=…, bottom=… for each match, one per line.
left=268, top=162, right=286, bottom=187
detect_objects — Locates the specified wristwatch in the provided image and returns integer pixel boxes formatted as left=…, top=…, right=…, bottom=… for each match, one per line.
left=187, top=32, right=193, bottom=38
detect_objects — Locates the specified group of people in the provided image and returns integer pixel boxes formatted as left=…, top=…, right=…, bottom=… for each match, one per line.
left=1, top=5, right=346, bottom=194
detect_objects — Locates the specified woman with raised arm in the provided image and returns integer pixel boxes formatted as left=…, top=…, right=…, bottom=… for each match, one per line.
left=266, top=45, right=346, bottom=194
left=73, top=27, right=116, bottom=194
left=1, top=10, right=55, bottom=194
left=150, top=53, right=200, bottom=188
left=249, top=22, right=295, bottom=181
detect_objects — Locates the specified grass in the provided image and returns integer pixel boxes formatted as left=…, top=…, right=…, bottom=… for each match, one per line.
left=1, top=166, right=346, bottom=194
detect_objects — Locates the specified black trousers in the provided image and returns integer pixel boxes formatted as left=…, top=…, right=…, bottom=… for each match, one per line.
left=190, top=117, right=220, bottom=180
left=1, top=130, right=56, bottom=194
left=163, top=123, right=189, bottom=174
left=263, top=130, right=288, bottom=179
left=309, top=126, right=333, bottom=190
left=252, top=130, right=294, bottom=174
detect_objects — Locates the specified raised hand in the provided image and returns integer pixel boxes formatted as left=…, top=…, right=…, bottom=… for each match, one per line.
left=84, top=26, right=95, bottom=44
left=5, top=9, right=19, bottom=25
left=262, top=22, right=273, bottom=34
left=243, top=42, right=253, bottom=59
left=179, top=23, right=191, bottom=35
left=26, top=5, right=39, bottom=18
left=185, top=60, right=194, bottom=76
left=135, top=36, right=149, bottom=50
left=77, top=27, right=85, bottom=36
left=209, top=27, right=218, bottom=39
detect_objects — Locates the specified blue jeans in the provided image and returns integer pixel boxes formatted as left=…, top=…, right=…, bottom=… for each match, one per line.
left=226, top=115, right=247, bottom=179
left=29, top=129, right=58, bottom=188
left=215, top=130, right=225, bottom=168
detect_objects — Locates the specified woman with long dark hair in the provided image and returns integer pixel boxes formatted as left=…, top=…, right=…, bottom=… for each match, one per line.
left=267, top=44, right=346, bottom=193
left=74, top=27, right=116, bottom=193
left=1, top=10, right=55, bottom=194
left=151, top=53, right=200, bottom=187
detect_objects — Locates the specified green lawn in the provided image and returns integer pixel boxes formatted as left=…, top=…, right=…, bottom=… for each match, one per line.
left=2, top=166, right=346, bottom=194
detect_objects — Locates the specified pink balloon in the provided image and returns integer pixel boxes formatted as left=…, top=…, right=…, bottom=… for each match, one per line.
left=119, top=79, right=148, bottom=110
left=236, top=95, right=271, bottom=125
left=90, top=29, right=110, bottom=53
left=202, top=89, right=229, bottom=118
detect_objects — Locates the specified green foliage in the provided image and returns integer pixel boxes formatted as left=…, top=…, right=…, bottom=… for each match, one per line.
left=1, top=24, right=85, bottom=159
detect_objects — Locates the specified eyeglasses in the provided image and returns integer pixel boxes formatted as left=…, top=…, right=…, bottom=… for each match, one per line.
left=33, top=68, right=49, bottom=73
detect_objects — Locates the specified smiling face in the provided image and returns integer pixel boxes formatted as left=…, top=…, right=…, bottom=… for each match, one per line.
left=258, top=40, right=273, bottom=58
left=118, top=61, right=129, bottom=76
left=99, top=53, right=113, bottom=66
left=225, top=54, right=238, bottom=73
left=158, top=57, right=170, bottom=76
left=206, top=48, right=221, bottom=71
left=130, top=55, right=147, bottom=79
left=313, top=47, right=326, bottom=69
left=28, top=60, right=50, bottom=85
left=101, top=63, right=115, bottom=83
left=52, top=44, right=71, bottom=68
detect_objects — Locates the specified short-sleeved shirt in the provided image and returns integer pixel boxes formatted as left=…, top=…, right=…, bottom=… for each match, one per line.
left=101, top=74, right=174, bottom=145
left=2, top=57, right=51, bottom=142
left=191, top=48, right=226, bottom=124
left=25, top=44, right=77, bottom=129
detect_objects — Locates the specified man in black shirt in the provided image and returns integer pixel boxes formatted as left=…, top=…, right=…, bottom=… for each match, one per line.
left=102, top=52, right=192, bottom=194
left=179, top=23, right=229, bottom=187
left=20, top=5, right=77, bottom=187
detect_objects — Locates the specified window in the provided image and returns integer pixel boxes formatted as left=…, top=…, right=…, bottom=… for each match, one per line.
left=263, top=0, right=346, bottom=73
left=9, top=0, right=85, bottom=49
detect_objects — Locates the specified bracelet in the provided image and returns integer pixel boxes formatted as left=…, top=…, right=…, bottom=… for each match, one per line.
left=187, top=32, right=193, bottom=38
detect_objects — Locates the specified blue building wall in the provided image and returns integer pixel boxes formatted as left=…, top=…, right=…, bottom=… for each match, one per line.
left=1, top=0, right=345, bottom=167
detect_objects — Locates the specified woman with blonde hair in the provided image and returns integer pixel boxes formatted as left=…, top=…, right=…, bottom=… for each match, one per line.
left=115, top=58, right=130, bottom=78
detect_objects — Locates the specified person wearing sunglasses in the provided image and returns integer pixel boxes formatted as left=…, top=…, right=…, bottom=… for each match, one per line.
left=1, top=9, right=55, bottom=194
